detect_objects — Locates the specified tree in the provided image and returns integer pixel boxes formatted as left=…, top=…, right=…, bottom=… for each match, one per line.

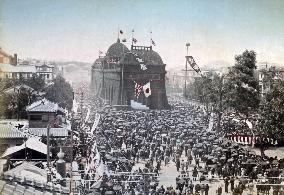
left=192, top=71, right=225, bottom=125
left=224, top=50, right=260, bottom=118
left=257, top=80, right=284, bottom=155
left=0, top=75, right=45, bottom=119
left=45, top=75, right=73, bottom=110
left=23, top=74, right=45, bottom=92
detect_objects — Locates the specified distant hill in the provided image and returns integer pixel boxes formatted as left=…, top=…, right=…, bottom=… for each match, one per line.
left=202, top=60, right=232, bottom=70
left=56, top=61, right=92, bottom=85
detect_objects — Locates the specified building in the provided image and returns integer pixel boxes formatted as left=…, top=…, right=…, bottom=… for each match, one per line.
left=0, top=47, right=17, bottom=65
left=26, top=98, right=66, bottom=128
left=0, top=122, right=26, bottom=155
left=258, top=64, right=284, bottom=96
left=35, top=63, right=55, bottom=82
left=91, top=38, right=169, bottom=109
left=0, top=63, right=36, bottom=79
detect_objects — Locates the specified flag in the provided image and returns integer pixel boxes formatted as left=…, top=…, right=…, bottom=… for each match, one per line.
left=134, top=82, right=143, bottom=98
left=133, top=53, right=138, bottom=57
left=132, top=38, right=137, bottom=44
left=93, top=148, right=101, bottom=168
left=137, top=58, right=143, bottom=63
left=90, top=113, right=100, bottom=134
left=107, top=58, right=118, bottom=64
left=186, top=56, right=201, bottom=73
left=151, top=38, right=156, bottom=46
left=120, top=30, right=123, bottom=34
left=122, top=38, right=127, bottom=42
left=140, top=64, right=147, bottom=70
left=143, top=82, right=151, bottom=97
left=96, top=160, right=105, bottom=177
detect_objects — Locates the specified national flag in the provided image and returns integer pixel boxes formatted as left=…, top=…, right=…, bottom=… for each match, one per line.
left=132, top=38, right=137, bottom=44
left=151, top=38, right=156, bottom=46
left=143, top=82, right=151, bottom=97
left=134, top=82, right=143, bottom=98
left=120, top=30, right=123, bottom=34
left=140, top=64, right=147, bottom=70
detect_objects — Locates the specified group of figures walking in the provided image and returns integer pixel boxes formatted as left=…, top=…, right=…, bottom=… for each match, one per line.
left=74, top=96, right=284, bottom=195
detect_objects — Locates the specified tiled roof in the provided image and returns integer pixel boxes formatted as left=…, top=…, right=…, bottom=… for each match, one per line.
left=26, top=98, right=64, bottom=113
left=0, top=124, right=25, bottom=139
left=0, top=63, right=36, bottom=73
left=4, top=84, right=35, bottom=94
left=27, top=128, right=68, bottom=137
left=0, top=179, right=69, bottom=194
left=0, top=125, right=68, bottom=139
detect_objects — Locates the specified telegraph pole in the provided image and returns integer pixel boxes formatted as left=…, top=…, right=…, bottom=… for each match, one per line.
left=184, top=43, right=190, bottom=97
left=47, top=123, right=51, bottom=182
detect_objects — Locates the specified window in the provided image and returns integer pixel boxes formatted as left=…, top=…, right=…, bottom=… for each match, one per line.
left=30, top=115, right=42, bottom=120
left=47, top=74, right=49, bottom=79
left=42, top=115, right=48, bottom=121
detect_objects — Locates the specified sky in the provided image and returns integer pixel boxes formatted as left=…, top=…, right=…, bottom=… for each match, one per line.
left=1, top=0, right=284, bottom=69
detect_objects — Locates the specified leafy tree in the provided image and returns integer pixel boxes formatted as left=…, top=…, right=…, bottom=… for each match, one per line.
left=0, top=75, right=45, bottom=119
left=23, top=74, right=46, bottom=92
left=257, top=80, right=284, bottom=155
left=224, top=50, right=260, bottom=118
left=45, top=75, right=73, bottom=110
left=192, top=71, right=225, bottom=126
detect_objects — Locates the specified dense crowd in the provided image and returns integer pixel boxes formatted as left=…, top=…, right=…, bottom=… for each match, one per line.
left=77, top=97, right=284, bottom=195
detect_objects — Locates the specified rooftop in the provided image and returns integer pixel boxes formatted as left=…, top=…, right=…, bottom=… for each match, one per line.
left=26, top=127, right=68, bottom=137
left=0, top=63, right=36, bottom=73
left=0, top=124, right=25, bottom=139
left=26, top=98, right=65, bottom=113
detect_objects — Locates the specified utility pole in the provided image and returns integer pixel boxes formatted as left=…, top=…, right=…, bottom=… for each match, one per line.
left=47, top=123, right=51, bottom=182
left=70, top=110, right=74, bottom=193
left=184, top=43, right=191, bottom=98
left=216, top=74, right=225, bottom=134
left=17, top=88, right=20, bottom=121
left=80, top=91, right=84, bottom=125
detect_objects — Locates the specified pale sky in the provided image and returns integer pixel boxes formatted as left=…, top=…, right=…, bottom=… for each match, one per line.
left=1, top=0, right=284, bottom=69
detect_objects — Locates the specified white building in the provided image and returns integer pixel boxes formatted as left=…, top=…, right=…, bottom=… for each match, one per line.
left=35, top=63, right=55, bottom=82
left=0, top=63, right=36, bottom=79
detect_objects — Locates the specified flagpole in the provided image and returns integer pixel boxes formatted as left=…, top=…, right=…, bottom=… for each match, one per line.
left=150, top=31, right=152, bottom=47
left=184, top=43, right=190, bottom=98
left=117, top=26, right=120, bottom=40
left=131, top=29, right=134, bottom=46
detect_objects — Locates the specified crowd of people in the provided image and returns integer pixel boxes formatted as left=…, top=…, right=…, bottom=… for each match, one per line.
left=77, top=96, right=284, bottom=195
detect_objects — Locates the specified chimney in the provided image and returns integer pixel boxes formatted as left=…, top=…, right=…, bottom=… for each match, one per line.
left=14, top=54, right=17, bottom=65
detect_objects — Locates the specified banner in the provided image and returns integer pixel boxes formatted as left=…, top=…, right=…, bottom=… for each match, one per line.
left=90, top=113, right=100, bottom=135
left=84, top=107, right=91, bottom=123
